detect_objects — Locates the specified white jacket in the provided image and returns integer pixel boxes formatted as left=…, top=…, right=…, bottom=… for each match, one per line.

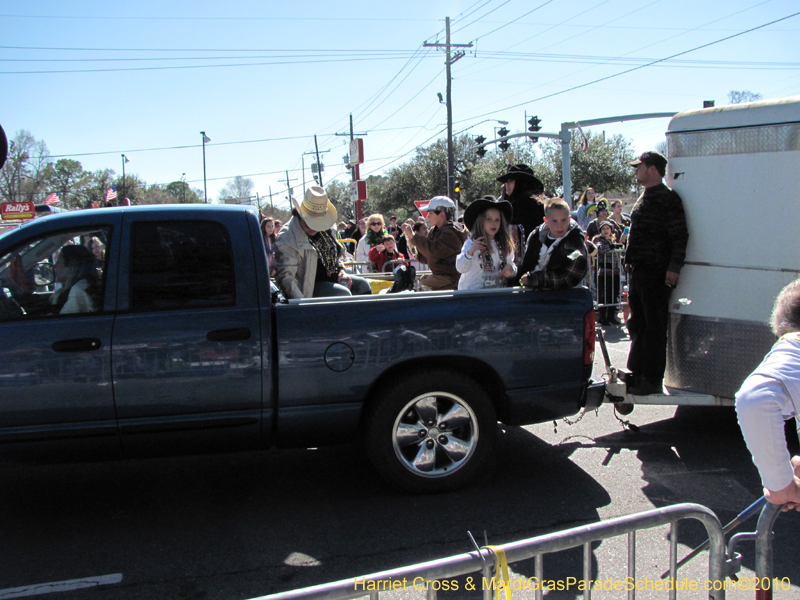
left=456, top=238, right=516, bottom=291
left=355, top=236, right=373, bottom=271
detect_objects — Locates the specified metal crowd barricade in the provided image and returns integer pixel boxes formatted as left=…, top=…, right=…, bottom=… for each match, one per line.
left=592, top=247, right=627, bottom=315
left=723, top=500, right=786, bottom=600
left=254, top=503, right=728, bottom=600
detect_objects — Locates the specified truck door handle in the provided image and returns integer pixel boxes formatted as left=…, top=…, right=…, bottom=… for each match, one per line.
left=207, top=327, right=251, bottom=342
left=52, top=338, right=103, bottom=353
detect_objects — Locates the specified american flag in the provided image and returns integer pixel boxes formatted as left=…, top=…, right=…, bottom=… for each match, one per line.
left=106, top=186, right=118, bottom=201
left=44, top=192, right=60, bottom=205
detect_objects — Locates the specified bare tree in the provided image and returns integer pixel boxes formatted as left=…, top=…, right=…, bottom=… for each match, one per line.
left=728, top=90, right=762, bottom=104
left=0, top=130, right=55, bottom=204
left=219, top=175, right=255, bottom=204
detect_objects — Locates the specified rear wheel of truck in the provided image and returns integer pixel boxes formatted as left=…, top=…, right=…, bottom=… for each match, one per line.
left=365, top=370, right=497, bottom=493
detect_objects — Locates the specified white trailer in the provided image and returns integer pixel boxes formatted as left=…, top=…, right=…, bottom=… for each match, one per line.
left=607, top=96, right=800, bottom=407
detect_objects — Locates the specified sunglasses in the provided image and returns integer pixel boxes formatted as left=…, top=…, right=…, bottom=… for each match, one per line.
left=369, top=222, right=382, bottom=226
left=430, top=208, right=445, bottom=215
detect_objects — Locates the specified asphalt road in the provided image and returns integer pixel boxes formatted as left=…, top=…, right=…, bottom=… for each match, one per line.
left=1, top=324, right=799, bottom=600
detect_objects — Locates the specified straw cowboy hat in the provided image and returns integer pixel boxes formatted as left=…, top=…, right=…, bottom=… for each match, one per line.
left=463, top=195, right=513, bottom=230
left=292, top=185, right=338, bottom=231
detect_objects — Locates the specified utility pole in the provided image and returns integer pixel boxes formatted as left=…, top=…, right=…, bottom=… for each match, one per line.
left=303, top=143, right=330, bottom=188
left=335, top=113, right=368, bottom=183
left=335, top=113, right=368, bottom=220
left=424, top=17, right=472, bottom=199
left=268, top=186, right=274, bottom=212
left=314, top=135, right=323, bottom=187
left=279, top=170, right=297, bottom=208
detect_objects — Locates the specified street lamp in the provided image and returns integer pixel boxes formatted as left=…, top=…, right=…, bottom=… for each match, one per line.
left=121, top=154, right=130, bottom=206
left=181, top=173, right=187, bottom=204
left=201, top=131, right=211, bottom=204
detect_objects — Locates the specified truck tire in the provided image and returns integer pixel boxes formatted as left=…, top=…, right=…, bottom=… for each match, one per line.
left=365, top=369, right=497, bottom=493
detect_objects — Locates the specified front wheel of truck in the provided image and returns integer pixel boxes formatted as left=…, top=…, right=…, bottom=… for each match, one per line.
left=365, top=370, right=497, bottom=493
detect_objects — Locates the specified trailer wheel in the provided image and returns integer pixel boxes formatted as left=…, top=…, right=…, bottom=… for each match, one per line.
left=365, top=370, right=497, bottom=493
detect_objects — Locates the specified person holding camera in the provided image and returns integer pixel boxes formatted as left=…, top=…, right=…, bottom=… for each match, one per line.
left=401, top=196, right=467, bottom=291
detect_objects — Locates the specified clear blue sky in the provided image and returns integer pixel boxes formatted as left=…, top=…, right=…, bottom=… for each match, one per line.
left=2, top=0, right=799, bottom=208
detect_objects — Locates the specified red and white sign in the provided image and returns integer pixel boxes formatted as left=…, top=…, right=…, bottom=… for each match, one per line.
left=1, top=201, right=35, bottom=221
left=414, top=200, right=429, bottom=218
left=349, top=180, right=367, bottom=202
left=348, top=138, right=364, bottom=167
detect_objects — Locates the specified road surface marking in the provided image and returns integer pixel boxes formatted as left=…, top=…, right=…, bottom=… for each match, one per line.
left=0, top=574, right=122, bottom=598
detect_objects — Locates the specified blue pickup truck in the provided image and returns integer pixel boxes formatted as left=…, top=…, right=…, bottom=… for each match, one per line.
left=0, top=205, right=603, bottom=492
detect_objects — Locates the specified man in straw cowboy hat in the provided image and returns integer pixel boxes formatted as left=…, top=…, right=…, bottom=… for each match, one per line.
left=274, top=186, right=371, bottom=299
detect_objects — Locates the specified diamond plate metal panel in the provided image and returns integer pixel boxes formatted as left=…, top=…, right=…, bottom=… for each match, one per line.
left=666, top=314, right=776, bottom=398
left=668, top=123, right=800, bottom=158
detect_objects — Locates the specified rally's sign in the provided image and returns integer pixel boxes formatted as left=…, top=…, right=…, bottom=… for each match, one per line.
left=1, top=202, right=35, bottom=220
left=349, top=180, right=367, bottom=202
left=348, top=138, right=364, bottom=167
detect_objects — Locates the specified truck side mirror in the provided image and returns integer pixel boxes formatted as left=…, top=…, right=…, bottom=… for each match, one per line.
left=34, top=262, right=55, bottom=286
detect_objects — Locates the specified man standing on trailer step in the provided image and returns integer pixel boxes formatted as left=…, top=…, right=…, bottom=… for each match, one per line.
left=624, top=151, right=688, bottom=396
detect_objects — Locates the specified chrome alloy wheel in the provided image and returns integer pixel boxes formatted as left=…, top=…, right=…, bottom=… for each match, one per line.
left=391, top=392, right=479, bottom=478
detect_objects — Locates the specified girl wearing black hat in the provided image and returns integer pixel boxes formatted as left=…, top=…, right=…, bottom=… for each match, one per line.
left=456, top=196, right=516, bottom=290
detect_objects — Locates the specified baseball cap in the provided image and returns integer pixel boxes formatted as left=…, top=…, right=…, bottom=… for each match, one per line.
left=630, top=151, right=667, bottom=170
left=424, top=196, right=455, bottom=212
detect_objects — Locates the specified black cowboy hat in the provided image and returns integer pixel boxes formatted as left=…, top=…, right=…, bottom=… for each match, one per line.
left=463, top=195, right=513, bottom=231
left=495, top=163, right=544, bottom=193
left=0, top=125, right=7, bottom=171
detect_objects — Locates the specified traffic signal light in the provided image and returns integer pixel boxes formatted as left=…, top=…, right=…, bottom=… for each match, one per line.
left=475, top=135, right=486, bottom=158
left=453, top=184, right=461, bottom=201
left=528, top=115, right=541, bottom=143
left=497, top=127, right=510, bottom=152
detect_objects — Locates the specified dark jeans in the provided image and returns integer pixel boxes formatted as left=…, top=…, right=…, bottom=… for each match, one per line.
left=626, top=266, right=673, bottom=384
left=313, top=275, right=372, bottom=298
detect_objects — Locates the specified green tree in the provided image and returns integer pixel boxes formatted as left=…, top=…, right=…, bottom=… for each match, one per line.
left=165, top=180, right=202, bottom=204
left=324, top=179, right=357, bottom=221
left=85, top=168, right=117, bottom=208
left=48, top=159, right=91, bottom=209
left=538, top=130, right=637, bottom=203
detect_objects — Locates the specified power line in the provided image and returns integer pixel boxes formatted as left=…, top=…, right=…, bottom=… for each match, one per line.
left=469, top=0, right=556, bottom=41
left=0, top=45, right=415, bottom=53
left=48, top=125, right=437, bottom=159
left=463, top=9, right=800, bottom=122
left=0, top=54, right=423, bottom=75
left=0, top=14, right=437, bottom=23
left=451, top=0, right=512, bottom=35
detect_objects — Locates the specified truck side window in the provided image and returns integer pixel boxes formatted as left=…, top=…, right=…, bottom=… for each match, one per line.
left=130, top=221, right=235, bottom=311
left=0, top=227, right=110, bottom=320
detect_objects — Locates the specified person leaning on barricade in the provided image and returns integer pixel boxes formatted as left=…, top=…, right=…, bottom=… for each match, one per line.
left=736, top=279, right=800, bottom=511
left=368, top=234, right=406, bottom=273
left=514, top=198, right=588, bottom=290
left=592, top=222, right=623, bottom=325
